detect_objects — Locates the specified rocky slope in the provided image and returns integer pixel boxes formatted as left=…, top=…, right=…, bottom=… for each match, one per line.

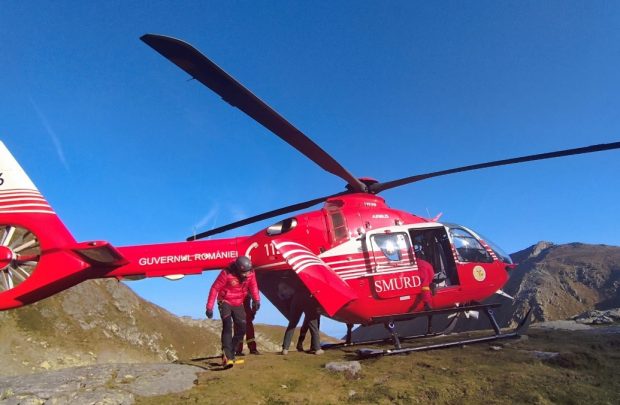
left=0, top=279, right=280, bottom=377
left=499, top=241, right=620, bottom=326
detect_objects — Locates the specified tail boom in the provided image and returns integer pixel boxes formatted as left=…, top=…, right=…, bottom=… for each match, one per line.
left=0, top=141, right=248, bottom=310
left=109, top=237, right=247, bottom=279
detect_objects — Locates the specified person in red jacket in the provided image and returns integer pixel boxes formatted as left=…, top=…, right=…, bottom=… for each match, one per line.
left=414, top=251, right=435, bottom=334
left=206, top=256, right=260, bottom=367
left=417, top=257, right=434, bottom=311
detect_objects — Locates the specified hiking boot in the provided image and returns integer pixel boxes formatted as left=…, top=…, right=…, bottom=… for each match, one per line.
left=235, top=351, right=245, bottom=356
left=249, top=349, right=261, bottom=355
left=296, top=344, right=304, bottom=352
left=280, top=349, right=288, bottom=355
left=313, top=349, right=324, bottom=355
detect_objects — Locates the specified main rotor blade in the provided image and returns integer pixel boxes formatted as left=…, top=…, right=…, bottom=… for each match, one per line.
left=141, top=34, right=366, bottom=193
left=187, top=192, right=346, bottom=241
left=370, top=141, right=620, bottom=194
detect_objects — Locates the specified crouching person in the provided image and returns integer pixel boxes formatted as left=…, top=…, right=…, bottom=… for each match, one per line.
left=205, top=256, right=260, bottom=367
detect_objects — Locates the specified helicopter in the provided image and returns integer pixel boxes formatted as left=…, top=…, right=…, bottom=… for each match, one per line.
left=1, top=34, right=619, bottom=355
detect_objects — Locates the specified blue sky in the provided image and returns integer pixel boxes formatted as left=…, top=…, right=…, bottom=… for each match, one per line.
left=2, top=2, right=619, bottom=337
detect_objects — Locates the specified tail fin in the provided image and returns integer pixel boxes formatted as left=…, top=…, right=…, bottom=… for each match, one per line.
left=0, top=141, right=90, bottom=310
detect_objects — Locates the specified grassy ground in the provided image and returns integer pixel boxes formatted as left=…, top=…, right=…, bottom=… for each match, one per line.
left=135, top=327, right=620, bottom=405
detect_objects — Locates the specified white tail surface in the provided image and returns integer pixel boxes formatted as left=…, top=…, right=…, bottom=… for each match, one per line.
left=0, top=141, right=54, bottom=215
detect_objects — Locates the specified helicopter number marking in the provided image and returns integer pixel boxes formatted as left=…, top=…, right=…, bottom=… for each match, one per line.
left=0, top=173, right=4, bottom=186
left=263, top=243, right=278, bottom=256
left=473, top=265, right=486, bottom=281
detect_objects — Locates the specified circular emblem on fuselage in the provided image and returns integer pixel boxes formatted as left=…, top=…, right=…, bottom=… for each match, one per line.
left=473, top=266, right=486, bottom=282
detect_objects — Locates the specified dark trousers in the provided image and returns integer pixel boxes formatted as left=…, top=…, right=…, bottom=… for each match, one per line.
left=297, top=315, right=321, bottom=349
left=282, top=298, right=321, bottom=351
left=218, top=301, right=246, bottom=360
left=235, top=297, right=257, bottom=353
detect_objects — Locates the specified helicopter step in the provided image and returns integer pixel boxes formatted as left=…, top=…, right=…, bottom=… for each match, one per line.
left=356, top=307, right=533, bottom=358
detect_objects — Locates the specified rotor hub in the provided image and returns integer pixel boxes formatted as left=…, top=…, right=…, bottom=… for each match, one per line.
left=0, top=246, right=13, bottom=271
left=0, top=225, right=41, bottom=292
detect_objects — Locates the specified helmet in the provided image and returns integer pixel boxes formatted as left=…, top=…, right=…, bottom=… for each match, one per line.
left=233, top=256, right=252, bottom=275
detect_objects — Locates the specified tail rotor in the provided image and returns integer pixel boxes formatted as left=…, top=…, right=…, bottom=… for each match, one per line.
left=0, top=225, right=41, bottom=292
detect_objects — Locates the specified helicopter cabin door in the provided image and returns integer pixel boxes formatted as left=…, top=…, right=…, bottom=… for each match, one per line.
left=367, top=231, right=419, bottom=299
left=408, top=226, right=459, bottom=289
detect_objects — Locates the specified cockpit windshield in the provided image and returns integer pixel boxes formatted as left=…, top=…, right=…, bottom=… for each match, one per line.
left=449, top=227, right=493, bottom=263
left=446, top=223, right=513, bottom=265
left=475, top=232, right=513, bottom=264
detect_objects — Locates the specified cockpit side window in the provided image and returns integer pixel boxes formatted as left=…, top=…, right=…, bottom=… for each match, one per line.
left=450, top=228, right=493, bottom=263
left=329, top=210, right=348, bottom=241
left=371, top=233, right=411, bottom=262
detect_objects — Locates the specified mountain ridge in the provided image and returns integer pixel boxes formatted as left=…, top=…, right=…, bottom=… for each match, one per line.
left=502, top=241, right=620, bottom=325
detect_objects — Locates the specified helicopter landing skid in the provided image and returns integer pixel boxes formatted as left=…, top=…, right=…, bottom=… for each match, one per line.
left=324, top=303, right=501, bottom=350
left=356, top=307, right=533, bottom=358
left=322, top=315, right=459, bottom=350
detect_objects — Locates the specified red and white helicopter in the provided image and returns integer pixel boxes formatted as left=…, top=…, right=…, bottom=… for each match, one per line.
left=1, top=34, right=619, bottom=355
